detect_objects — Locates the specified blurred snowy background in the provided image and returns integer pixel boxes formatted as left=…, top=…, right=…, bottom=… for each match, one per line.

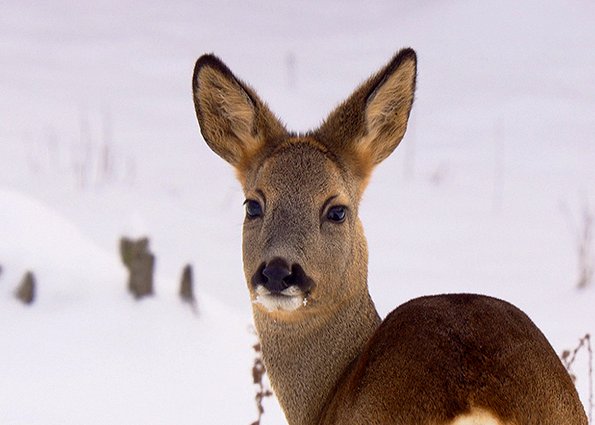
left=1, top=0, right=594, bottom=423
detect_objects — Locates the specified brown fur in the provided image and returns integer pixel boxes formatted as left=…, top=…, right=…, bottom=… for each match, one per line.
left=192, top=49, right=587, bottom=425
left=320, top=295, right=585, bottom=425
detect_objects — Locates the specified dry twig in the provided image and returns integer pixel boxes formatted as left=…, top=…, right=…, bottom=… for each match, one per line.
left=250, top=341, right=273, bottom=425
left=561, top=334, right=593, bottom=423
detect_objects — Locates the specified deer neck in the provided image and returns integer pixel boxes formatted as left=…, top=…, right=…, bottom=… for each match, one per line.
left=253, top=289, right=381, bottom=425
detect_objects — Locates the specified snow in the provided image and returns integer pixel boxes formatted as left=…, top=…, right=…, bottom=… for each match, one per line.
left=1, top=0, right=594, bottom=423
left=0, top=189, right=260, bottom=424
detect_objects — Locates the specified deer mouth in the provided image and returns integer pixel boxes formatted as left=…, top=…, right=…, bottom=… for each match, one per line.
left=253, top=285, right=309, bottom=312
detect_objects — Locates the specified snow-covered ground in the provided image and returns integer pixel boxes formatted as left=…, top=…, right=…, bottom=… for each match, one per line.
left=1, top=1, right=594, bottom=423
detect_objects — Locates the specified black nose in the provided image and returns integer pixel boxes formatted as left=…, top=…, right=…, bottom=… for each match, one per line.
left=251, top=257, right=312, bottom=294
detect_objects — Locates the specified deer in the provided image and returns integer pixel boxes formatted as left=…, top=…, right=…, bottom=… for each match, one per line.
left=191, top=49, right=587, bottom=425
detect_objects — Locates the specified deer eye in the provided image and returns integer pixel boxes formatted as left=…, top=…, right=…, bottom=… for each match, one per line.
left=244, top=200, right=263, bottom=219
left=327, top=206, right=347, bottom=223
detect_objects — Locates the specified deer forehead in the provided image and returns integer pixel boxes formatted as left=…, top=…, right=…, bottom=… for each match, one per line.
left=244, top=141, right=356, bottom=206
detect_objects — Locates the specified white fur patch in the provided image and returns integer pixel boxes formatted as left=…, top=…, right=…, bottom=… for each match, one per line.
left=253, top=285, right=306, bottom=312
left=449, top=408, right=506, bottom=425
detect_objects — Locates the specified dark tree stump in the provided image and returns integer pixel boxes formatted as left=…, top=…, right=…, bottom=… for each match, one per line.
left=15, top=271, right=36, bottom=305
left=119, top=237, right=155, bottom=299
left=179, top=264, right=196, bottom=308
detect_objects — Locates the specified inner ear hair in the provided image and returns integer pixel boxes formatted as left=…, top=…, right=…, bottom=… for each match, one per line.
left=360, top=51, right=417, bottom=165
left=193, top=54, right=288, bottom=171
left=366, top=59, right=416, bottom=136
left=314, top=49, right=417, bottom=180
left=193, top=57, right=260, bottom=166
left=204, top=67, right=257, bottom=136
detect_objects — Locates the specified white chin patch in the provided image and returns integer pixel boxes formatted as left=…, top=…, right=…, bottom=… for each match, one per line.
left=253, top=285, right=307, bottom=312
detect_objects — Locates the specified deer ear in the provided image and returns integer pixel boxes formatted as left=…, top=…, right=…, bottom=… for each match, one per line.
left=192, top=54, right=287, bottom=169
left=316, top=49, right=417, bottom=175
left=362, top=49, right=416, bottom=164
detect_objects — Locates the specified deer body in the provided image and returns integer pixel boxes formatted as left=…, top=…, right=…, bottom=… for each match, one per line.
left=192, top=49, right=587, bottom=425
